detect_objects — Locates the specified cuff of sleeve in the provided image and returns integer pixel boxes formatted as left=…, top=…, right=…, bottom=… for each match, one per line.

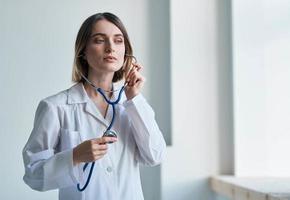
left=123, top=93, right=146, bottom=108
left=68, top=149, right=82, bottom=185
left=43, top=149, right=81, bottom=188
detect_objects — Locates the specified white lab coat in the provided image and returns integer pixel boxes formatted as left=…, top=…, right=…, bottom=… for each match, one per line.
left=22, top=82, right=166, bottom=200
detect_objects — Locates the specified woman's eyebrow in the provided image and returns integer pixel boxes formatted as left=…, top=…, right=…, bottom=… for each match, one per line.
left=91, top=33, right=124, bottom=38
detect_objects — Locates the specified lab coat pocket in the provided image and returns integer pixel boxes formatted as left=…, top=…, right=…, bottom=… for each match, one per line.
left=60, top=128, right=81, bottom=151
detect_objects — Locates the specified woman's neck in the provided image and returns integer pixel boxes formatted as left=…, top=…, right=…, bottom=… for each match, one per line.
left=84, top=70, right=114, bottom=99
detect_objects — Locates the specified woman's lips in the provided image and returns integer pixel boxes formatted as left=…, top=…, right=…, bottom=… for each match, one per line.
left=104, top=56, right=117, bottom=62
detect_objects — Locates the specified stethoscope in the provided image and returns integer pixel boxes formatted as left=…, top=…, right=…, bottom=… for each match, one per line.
left=76, top=54, right=137, bottom=192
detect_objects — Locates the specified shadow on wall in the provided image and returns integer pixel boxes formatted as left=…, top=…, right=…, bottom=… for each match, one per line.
left=140, top=0, right=171, bottom=200
left=215, top=0, right=234, bottom=175
left=165, top=178, right=215, bottom=200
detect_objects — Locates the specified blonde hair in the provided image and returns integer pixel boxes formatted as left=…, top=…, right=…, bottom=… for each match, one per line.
left=72, top=12, right=134, bottom=83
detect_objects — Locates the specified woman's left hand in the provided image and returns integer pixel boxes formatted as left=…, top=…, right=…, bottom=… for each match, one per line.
left=125, top=63, right=145, bottom=100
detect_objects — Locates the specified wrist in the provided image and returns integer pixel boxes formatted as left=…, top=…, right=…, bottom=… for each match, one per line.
left=73, top=147, right=79, bottom=166
left=125, top=91, right=138, bottom=100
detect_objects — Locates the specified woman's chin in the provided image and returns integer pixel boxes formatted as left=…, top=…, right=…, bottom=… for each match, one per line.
left=89, top=63, right=122, bottom=73
left=104, top=64, right=122, bottom=71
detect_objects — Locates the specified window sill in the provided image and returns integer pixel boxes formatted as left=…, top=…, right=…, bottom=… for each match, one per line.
left=210, top=176, right=290, bottom=200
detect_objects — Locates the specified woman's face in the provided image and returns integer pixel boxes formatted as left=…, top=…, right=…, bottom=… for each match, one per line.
left=85, top=19, right=125, bottom=75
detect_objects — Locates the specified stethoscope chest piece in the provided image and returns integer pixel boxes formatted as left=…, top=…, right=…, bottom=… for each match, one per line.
left=103, top=130, right=117, bottom=143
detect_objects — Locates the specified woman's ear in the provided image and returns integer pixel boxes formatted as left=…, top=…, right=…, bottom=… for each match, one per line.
left=82, top=49, right=87, bottom=60
left=82, top=53, right=87, bottom=60
left=77, top=52, right=86, bottom=60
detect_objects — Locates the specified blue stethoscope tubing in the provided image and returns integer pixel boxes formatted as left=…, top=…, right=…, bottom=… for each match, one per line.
left=76, top=54, right=137, bottom=192
left=76, top=81, right=125, bottom=192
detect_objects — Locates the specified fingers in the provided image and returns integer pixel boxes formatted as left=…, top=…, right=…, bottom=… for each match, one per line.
left=91, top=143, right=107, bottom=151
left=127, top=63, right=142, bottom=74
left=90, top=137, right=117, bottom=160
left=133, top=63, right=142, bottom=71
left=96, top=136, right=118, bottom=144
left=88, top=142, right=108, bottom=161
left=93, top=149, right=107, bottom=157
left=126, top=63, right=144, bottom=87
left=75, top=137, right=117, bottom=163
left=126, top=63, right=142, bottom=80
left=89, top=137, right=117, bottom=152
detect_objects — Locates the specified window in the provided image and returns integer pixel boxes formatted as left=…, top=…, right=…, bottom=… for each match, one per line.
left=233, top=0, right=290, bottom=176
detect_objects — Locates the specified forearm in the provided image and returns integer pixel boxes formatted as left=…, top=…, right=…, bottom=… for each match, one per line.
left=23, top=148, right=79, bottom=191
left=123, top=94, right=166, bottom=165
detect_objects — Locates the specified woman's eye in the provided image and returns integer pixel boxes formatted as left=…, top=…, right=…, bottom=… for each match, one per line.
left=115, top=38, right=124, bottom=44
left=94, top=39, right=105, bottom=44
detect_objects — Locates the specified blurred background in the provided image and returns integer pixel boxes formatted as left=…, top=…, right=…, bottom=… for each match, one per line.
left=1, top=0, right=289, bottom=199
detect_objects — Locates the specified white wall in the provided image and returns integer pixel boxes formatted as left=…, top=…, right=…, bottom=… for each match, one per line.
left=0, top=0, right=168, bottom=199
left=162, top=0, right=233, bottom=200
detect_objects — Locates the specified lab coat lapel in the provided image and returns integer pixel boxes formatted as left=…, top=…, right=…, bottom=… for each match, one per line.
left=84, top=100, right=109, bottom=128
left=67, top=82, right=109, bottom=128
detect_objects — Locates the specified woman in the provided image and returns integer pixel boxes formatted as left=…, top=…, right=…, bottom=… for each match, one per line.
left=22, top=12, right=166, bottom=200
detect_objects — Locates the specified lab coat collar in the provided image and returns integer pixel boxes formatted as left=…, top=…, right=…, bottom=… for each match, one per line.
left=67, top=82, right=126, bottom=128
left=67, top=82, right=89, bottom=104
left=67, top=82, right=127, bottom=105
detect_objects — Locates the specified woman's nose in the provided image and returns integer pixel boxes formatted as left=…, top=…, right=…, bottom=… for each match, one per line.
left=105, top=40, right=115, bottom=53
left=105, top=48, right=114, bottom=53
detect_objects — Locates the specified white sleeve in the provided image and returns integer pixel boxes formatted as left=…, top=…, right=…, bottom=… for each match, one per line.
left=22, top=100, right=79, bottom=191
left=123, top=94, right=166, bottom=166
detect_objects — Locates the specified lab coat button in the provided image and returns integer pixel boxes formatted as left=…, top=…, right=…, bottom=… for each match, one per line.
left=106, top=166, right=113, bottom=173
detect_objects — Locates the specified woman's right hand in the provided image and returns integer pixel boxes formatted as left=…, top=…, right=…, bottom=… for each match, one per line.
left=73, top=137, right=117, bottom=165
